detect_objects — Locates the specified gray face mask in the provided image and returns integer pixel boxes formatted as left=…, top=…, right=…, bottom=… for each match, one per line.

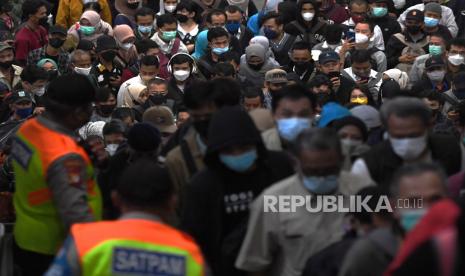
left=426, top=70, right=446, bottom=82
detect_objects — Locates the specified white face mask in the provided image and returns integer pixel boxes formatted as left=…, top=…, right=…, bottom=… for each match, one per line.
left=302, top=12, right=315, bottom=22
left=33, top=87, right=46, bottom=96
left=355, top=33, right=369, bottom=44
left=393, top=0, right=406, bottom=9
left=83, top=0, right=97, bottom=3
left=106, top=144, right=119, bottom=156
left=74, top=66, right=92, bottom=76
left=165, top=4, right=177, bottom=12
left=426, top=70, right=446, bottom=82
left=121, top=42, right=133, bottom=51
left=448, top=54, right=465, bottom=66
left=389, top=134, right=427, bottom=160
left=341, top=138, right=362, bottom=156
left=173, top=70, right=190, bottom=81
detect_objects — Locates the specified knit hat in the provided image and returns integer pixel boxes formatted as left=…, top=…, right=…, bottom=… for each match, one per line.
left=142, top=106, right=177, bottom=134
left=332, top=116, right=368, bottom=141
left=249, top=36, right=270, bottom=50
left=79, top=121, right=106, bottom=140
left=127, top=122, right=161, bottom=152
left=424, top=2, right=442, bottom=15
left=113, top=24, right=135, bottom=43
left=95, top=35, right=117, bottom=53
left=245, top=44, right=266, bottom=61
left=350, top=105, right=381, bottom=130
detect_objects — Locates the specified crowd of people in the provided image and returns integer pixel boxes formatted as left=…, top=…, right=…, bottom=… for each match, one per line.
left=0, top=0, right=464, bottom=275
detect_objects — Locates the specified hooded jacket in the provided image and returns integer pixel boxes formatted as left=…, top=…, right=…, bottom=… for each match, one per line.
left=180, top=106, right=294, bottom=276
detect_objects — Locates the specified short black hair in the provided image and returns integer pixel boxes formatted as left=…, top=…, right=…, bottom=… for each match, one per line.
left=349, top=0, right=368, bottom=9
left=355, top=20, right=375, bottom=33
left=83, top=2, right=101, bottom=13
left=103, top=119, right=127, bottom=136
left=171, top=53, right=193, bottom=67
left=156, top=13, right=177, bottom=29
left=324, top=23, right=343, bottom=44
left=421, top=89, right=445, bottom=106
left=272, top=84, right=317, bottom=112
left=291, top=41, right=312, bottom=52
left=95, top=87, right=113, bottom=102
left=176, top=1, right=199, bottom=22
left=184, top=80, right=214, bottom=110
left=352, top=186, right=392, bottom=224
left=225, top=5, right=243, bottom=14
left=243, top=86, right=264, bottom=102
left=210, top=78, right=241, bottom=107
left=140, top=55, right=160, bottom=68
left=308, top=74, right=332, bottom=90
left=20, top=65, right=49, bottom=83
left=260, top=11, right=283, bottom=27
left=22, top=0, right=48, bottom=21
left=135, top=39, right=159, bottom=54
left=206, top=9, right=226, bottom=24
left=135, top=7, right=155, bottom=22
left=112, top=107, right=135, bottom=121
left=351, top=49, right=371, bottom=64
left=449, top=37, right=465, bottom=50
left=207, top=27, right=229, bottom=42
left=117, top=159, right=174, bottom=209
left=218, top=50, right=241, bottom=65
left=147, top=77, right=168, bottom=87
left=213, top=62, right=235, bottom=78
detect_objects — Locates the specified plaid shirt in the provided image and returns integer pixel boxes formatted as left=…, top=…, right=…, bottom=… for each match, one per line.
left=27, top=46, right=71, bottom=74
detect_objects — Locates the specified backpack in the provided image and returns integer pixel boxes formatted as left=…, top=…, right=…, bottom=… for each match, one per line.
left=394, top=33, right=429, bottom=73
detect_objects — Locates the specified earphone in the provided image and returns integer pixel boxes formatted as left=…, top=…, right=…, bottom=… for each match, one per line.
left=167, top=53, right=198, bottom=74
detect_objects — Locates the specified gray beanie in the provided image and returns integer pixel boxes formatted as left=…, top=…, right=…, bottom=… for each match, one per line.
left=424, top=3, right=442, bottom=16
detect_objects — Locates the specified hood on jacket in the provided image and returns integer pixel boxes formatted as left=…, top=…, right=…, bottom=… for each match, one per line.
left=204, top=106, right=269, bottom=171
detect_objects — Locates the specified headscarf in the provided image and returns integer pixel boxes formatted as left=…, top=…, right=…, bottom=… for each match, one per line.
left=113, top=24, right=135, bottom=44
left=37, top=58, right=58, bottom=70
left=81, top=10, right=101, bottom=27
left=79, top=121, right=106, bottom=140
left=158, top=0, right=181, bottom=15
left=249, top=36, right=277, bottom=61
left=123, top=83, right=147, bottom=107
left=383, top=69, right=409, bottom=90
left=68, top=11, right=114, bottom=44
left=239, top=44, right=279, bottom=87
left=246, top=44, right=266, bottom=62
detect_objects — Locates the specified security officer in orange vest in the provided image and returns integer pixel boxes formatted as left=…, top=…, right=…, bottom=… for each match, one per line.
left=11, top=74, right=103, bottom=275
left=45, top=155, right=207, bottom=276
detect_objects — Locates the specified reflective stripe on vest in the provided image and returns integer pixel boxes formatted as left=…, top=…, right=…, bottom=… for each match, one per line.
left=12, top=118, right=102, bottom=255
left=72, top=219, right=205, bottom=276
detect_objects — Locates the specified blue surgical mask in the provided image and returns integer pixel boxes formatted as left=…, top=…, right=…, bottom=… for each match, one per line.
left=212, top=46, right=229, bottom=55
left=424, top=16, right=439, bottom=28
left=276, top=118, right=311, bottom=141
left=302, top=174, right=339, bottom=194
left=219, top=149, right=257, bottom=173
left=372, top=7, right=388, bottom=17
left=138, top=25, right=153, bottom=34
left=16, top=107, right=32, bottom=119
left=263, top=27, right=278, bottom=40
left=400, top=208, right=428, bottom=232
left=428, top=44, right=442, bottom=56
left=226, top=22, right=241, bottom=34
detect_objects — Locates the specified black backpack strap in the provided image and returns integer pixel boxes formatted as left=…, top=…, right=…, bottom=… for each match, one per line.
left=442, top=93, right=460, bottom=107
left=180, top=139, right=197, bottom=176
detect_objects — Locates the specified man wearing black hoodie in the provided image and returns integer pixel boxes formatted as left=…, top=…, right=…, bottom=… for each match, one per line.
left=180, top=106, right=295, bottom=276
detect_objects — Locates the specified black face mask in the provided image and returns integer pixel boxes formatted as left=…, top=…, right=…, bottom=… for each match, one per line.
left=193, top=119, right=210, bottom=139
left=2, top=3, right=12, bottom=13
left=98, top=104, right=116, bottom=116
left=0, top=60, right=13, bottom=69
left=126, top=2, right=139, bottom=9
left=176, top=14, right=189, bottom=23
left=294, top=61, right=313, bottom=74
left=248, top=62, right=264, bottom=71
left=49, top=37, right=65, bottom=49
left=100, top=51, right=117, bottom=62
left=406, top=25, right=421, bottom=34
left=150, top=94, right=166, bottom=105
left=48, top=69, right=58, bottom=81
left=39, top=16, right=49, bottom=28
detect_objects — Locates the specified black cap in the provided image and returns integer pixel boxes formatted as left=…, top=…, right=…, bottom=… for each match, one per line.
left=318, top=50, right=340, bottom=64
left=49, top=25, right=67, bottom=36
left=127, top=123, right=161, bottom=152
left=405, top=9, right=424, bottom=22
left=453, top=72, right=465, bottom=90
left=45, top=74, right=95, bottom=107
left=425, top=55, right=446, bottom=70
left=9, top=91, right=33, bottom=104
left=95, top=35, right=117, bottom=53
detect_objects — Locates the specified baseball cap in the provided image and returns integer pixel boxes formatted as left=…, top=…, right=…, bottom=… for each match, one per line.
left=265, top=69, right=288, bottom=84
left=49, top=25, right=67, bottom=36
left=9, top=91, right=33, bottom=104
left=405, top=9, right=424, bottom=22
left=0, top=42, right=13, bottom=53
left=425, top=55, right=445, bottom=70
left=142, top=106, right=177, bottom=134
left=452, top=72, right=465, bottom=90
left=318, top=51, right=340, bottom=65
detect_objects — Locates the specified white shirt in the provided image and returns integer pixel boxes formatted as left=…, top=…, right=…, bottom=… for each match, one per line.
left=343, top=67, right=382, bottom=100
left=177, top=24, right=199, bottom=40
left=150, top=32, right=188, bottom=55
left=116, top=75, right=144, bottom=107
left=398, top=4, right=458, bottom=38
left=342, top=18, right=385, bottom=50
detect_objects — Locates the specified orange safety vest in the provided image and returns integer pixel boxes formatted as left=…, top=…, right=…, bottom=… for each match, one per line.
left=13, top=118, right=102, bottom=255
left=72, top=219, right=205, bottom=276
